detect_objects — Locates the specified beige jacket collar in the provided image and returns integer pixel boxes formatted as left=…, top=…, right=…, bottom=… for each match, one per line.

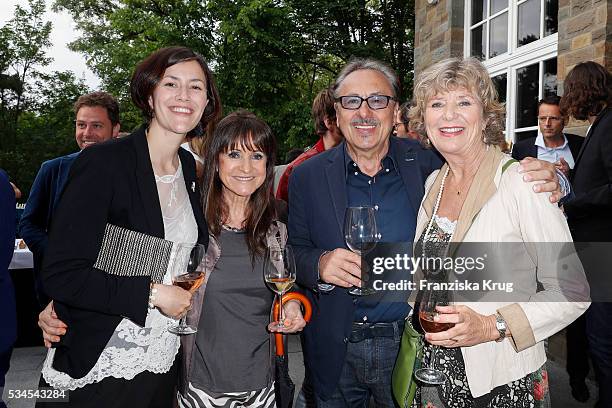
left=417, top=146, right=506, bottom=244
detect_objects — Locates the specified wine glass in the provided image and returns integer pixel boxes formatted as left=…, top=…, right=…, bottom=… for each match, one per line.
left=264, top=244, right=296, bottom=329
left=344, top=206, right=378, bottom=296
left=168, top=243, right=206, bottom=335
left=414, top=286, right=455, bottom=384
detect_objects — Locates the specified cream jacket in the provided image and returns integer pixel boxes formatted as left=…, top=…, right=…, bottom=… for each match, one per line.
left=414, top=146, right=590, bottom=397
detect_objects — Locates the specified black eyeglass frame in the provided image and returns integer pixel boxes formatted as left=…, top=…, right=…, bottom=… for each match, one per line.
left=334, top=95, right=397, bottom=110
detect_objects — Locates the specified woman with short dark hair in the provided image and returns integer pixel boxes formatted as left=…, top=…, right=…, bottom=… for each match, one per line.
left=35, top=46, right=220, bottom=408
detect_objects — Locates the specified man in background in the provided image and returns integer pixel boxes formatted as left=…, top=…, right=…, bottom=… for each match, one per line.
left=19, top=92, right=120, bottom=307
left=276, top=87, right=343, bottom=202
left=512, top=95, right=583, bottom=178
left=393, top=100, right=419, bottom=140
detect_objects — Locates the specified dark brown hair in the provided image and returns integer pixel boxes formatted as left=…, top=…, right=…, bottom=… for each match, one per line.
left=130, top=46, right=222, bottom=139
left=74, top=92, right=120, bottom=126
left=560, top=61, right=611, bottom=121
left=397, top=100, right=413, bottom=132
left=202, top=110, right=277, bottom=258
left=312, top=87, right=336, bottom=136
left=538, top=95, right=561, bottom=108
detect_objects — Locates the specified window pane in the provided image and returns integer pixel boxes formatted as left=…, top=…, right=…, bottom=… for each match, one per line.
left=517, top=0, right=541, bottom=47
left=472, top=0, right=486, bottom=24
left=489, top=13, right=508, bottom=58
left=514, top=130, right=538, bottom=142
left=516, top=63, right=539, bottom=128
left=544, top=0, right=558, bottom=36
left=491, top=0, right=508, bottom=15
left=543, top=58, right=558, bottom=97
left=471, top=25, right=486, bottom=60
left=492, top=73, right=507, bottom=103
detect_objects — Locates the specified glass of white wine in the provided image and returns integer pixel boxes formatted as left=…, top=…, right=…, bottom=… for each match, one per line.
left=168, top=243, right=206, bottom=335
left=264, top=244, right=296, bottom=329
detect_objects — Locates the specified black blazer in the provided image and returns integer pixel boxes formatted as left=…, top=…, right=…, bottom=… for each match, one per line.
left=511, top=133, right=584, bottom=163
left=565, top=107, right=612, bottom=242
left=42, top=126, right=208, bottom=379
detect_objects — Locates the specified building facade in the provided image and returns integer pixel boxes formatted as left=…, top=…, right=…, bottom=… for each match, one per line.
left=414, top=0, right=611, bottom=140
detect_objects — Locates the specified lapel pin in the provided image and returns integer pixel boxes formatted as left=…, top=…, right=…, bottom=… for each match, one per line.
left=191, top=182, right=196, bottom=192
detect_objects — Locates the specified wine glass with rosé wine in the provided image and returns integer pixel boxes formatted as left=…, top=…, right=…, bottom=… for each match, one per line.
left=168, top=243, right=206, bottom=335
left=414, top=286, right=455, bottom=385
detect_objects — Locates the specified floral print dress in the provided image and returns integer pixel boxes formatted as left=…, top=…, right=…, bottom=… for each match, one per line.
left=411, top=216, right=551, bottom=408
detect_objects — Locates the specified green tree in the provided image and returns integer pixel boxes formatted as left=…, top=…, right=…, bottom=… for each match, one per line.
left=0, top=70, right=89, bottom=197
left=53, top=0, right=416, bottom=160
left=2, top=0, right=53, bottom=127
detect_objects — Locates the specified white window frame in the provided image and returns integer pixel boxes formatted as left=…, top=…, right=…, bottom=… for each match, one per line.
left=464, top=0, right=558, bottom=142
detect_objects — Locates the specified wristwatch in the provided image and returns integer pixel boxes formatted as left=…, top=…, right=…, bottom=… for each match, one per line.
left=495, top=314, right=507, bottom=342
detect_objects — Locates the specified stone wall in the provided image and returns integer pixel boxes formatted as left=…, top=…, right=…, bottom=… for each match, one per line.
left=557, top=0, right=611, bottom=84
left=414, top=0, right=465, bottom=76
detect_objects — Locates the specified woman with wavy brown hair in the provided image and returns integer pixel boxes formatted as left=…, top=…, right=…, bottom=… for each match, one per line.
left=560, top=61, right=612, bottom=408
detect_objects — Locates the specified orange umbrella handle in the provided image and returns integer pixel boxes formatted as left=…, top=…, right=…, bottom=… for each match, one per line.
left=273, top=292, right=312, bottom=356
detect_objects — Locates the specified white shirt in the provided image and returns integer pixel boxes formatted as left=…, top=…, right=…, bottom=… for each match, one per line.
left=535, top=132, right=576, bottom=169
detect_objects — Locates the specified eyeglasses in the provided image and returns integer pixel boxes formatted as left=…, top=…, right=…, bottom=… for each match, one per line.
left=538, top=116, right=562, bottom=123
left=335, top=95, right=396, bottom=110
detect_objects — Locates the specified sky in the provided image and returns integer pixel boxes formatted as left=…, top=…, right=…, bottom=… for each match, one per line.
left=0, top=0, right=101, bottom=89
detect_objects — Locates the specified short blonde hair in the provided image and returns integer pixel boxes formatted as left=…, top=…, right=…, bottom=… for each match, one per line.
left=409, top=57, right=506, bottom=147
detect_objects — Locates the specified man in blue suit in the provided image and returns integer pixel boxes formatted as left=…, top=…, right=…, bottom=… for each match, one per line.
left=19, top=92, right=119, bottom=306
left=288, top=58, right=566, bottom=407
left=0, top=169, right=17, bottom=408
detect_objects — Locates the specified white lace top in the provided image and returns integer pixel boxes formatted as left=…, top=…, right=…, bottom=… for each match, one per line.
left=42, top=164, right=198, bottom=390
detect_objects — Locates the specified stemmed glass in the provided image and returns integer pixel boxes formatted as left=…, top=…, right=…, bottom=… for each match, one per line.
left=414, top=287, right=455, bottom=384
left=344, top=206, right=378, bottom=296
left=168, top=243, right=206, bottom=335
left=264, top=244, right=296, bottom=328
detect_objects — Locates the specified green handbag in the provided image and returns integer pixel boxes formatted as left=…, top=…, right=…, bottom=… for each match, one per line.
left=392, top=318, right=423, bottom=408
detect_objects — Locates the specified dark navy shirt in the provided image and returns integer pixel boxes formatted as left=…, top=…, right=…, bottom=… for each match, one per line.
left=343, top=143, right=416, bottom=323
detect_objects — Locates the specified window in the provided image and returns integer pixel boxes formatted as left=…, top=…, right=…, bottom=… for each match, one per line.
left=466, top=0, right=558, bottom=62
left=465, top=0, right=558, bottom=142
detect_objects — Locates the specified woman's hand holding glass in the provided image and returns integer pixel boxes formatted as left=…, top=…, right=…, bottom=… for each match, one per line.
left=267, top=300, right=306, bottom=333
left=424, top=305, right=501, bottom=348
left=150, top=283, right=192, bottom=320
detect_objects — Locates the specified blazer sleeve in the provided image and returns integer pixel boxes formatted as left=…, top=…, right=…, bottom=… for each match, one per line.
left=496, top=165, right=590, bottom=352
left=19, top=162, right=52, bottom=258
left=288, top=168, right=326, bottom=291
left=42, top=147, right=150, bottom=326
left=564, top=122, right=612, bottom=218
left=510, top=139, right=533, bottom=161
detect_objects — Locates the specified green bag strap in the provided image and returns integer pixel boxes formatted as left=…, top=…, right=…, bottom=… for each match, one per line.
left=501, top=158, right=518, bottom=175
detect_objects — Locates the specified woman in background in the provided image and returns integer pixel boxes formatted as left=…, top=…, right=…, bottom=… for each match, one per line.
left=560, top=61, right=612, bottom=408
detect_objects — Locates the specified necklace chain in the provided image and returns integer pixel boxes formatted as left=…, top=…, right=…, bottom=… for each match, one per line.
left=221, top=223, right=245, bottom=233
